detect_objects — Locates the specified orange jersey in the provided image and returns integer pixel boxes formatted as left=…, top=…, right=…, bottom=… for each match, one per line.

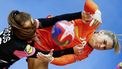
left=34, top=0, right=101, bottom=66
left=34, top=19, right=100, bottom=65
left=51, top=43, right=93, bottom=66
left=51, top=19, right=100, bottom=65
left=34, top=27, right=68, bottom=51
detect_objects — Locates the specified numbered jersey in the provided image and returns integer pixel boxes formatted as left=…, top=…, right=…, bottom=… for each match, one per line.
left=51, top=19, right=100, bottom=65
left=0, top=26, right=33, bottom=68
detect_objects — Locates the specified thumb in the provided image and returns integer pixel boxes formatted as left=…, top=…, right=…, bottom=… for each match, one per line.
left=49, top=49, right=54, bottom=56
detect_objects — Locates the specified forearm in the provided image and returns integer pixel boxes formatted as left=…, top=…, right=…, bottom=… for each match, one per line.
left=51, top=54, right=76, bottom=66
left=29, top=47, right=74, bottom=58
left=38, top=11, right=82, bottom=28
left=53, top=48, right=74, bottom=57
left=50, top=47, right=93, bottom=65
left=50, top=53, right=89, bottom=66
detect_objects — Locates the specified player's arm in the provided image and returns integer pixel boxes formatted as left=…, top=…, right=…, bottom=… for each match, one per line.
left=37, top=51, right=90, bottom=66
left=50, top=48, right=92, bottom=66
left=37, top=45, right=93, bottom=65
left=82, top=0, right=102, bottom=26
left=35, top=11, right=82, bottom=29
left=24, top=44, right=75, bottom=58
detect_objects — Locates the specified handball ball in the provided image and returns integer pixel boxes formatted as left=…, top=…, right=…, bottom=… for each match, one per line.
left=52, top=20, right=74, bottom=46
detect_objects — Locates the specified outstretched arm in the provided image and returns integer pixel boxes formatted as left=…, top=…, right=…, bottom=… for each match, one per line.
left=25, top=44, right=75, bottom=58
left=37, top=46, right=93, bottom=66
left=35, top=11, right=82, bottom=28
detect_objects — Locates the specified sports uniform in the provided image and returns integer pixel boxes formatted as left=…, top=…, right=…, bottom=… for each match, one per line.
left=34, top=0, right=102, bottom=66
left=51, top=19, right=100, bottom=65
left=0, top=11, right=82, bottom=69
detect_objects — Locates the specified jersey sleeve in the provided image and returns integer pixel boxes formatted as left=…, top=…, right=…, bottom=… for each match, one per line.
left=51, top=54, right=76, bottom=66
left=50, top=54, right=89, bottom=66
left=28, top=46, right=75, bottom=58
left=37, top=11, right=82, bottom=29
left=50, top=46, right=93, bottom=66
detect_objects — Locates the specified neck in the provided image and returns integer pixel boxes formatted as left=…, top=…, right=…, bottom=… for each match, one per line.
left=87, top=42, right=93, bottom=48
left=88, top=38, right=94, bottom=48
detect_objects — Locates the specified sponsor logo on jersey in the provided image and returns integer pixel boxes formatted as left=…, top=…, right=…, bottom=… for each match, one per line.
left=25, top=44, right=33, bottom=55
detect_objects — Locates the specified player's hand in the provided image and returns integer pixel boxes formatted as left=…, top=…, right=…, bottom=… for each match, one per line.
left=73, top=44, right=84, bottom=56
left=81, top=10, right=102, bottom=26
left=37, top=49, right=54, bottom=62
left=90, top=10, right=102, bottom=26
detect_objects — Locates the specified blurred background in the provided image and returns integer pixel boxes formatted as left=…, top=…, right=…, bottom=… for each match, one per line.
left=0, top=0, right=121, bottom=69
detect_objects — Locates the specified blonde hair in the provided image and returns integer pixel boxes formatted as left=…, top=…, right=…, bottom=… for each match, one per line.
left=102, top=30, right=120, bottom=54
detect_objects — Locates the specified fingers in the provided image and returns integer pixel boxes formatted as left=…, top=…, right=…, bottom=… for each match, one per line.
left=90, top=19, right=99, bottom=26
left=37, top=54, right=44, bottom=58
left=36, top=49, right=54, bottom=61
left=37, top=52, right=44, bottom=56
left=37, top=52, right=45, bottom=59
left=73, top=45, right=84, bottom=56
left=37, top=52, right=50, bottom=60
left=89, top=19, right=94, bottom=26
left=37, top=53, right=52, bottom=62
left=93, top=19, right=97, bottom=26
left=93, top=19, right=99, bottom=25
left=74, top=44, right=84, bottom=50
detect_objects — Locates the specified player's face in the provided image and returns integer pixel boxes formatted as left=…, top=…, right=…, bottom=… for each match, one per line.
left=90, top=31, right=113, bottom=50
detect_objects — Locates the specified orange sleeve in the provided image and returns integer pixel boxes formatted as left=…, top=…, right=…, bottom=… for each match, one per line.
left=50, top=54, right=89, bottom=66
left=84, top=0, right=99, bottom=14
left=50, top=54, right=76, bottom=66
left=50, top=46, right=93, bottom=66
